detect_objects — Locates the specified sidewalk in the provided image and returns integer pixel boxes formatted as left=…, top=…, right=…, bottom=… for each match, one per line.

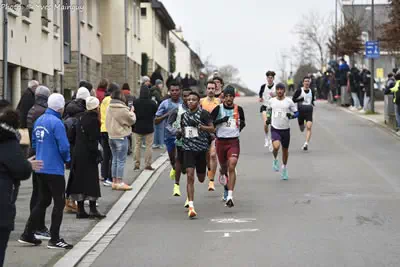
left=5, top=148, right=168, bottom=267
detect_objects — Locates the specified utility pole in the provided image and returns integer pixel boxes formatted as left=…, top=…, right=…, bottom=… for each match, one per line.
left=335, top=0, right=338, bottom=60
left=370, top=0, right=375, bottom=113
left=77, top=0, right=82, bottom=85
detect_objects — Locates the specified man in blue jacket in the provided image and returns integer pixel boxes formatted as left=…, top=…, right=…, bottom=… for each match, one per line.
left=18, top=93, right=73, bottom=250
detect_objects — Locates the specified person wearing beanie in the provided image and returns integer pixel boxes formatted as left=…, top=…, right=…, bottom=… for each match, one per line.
left=25, top=86, right=51, bottom=240
left=66, top=96, right=105, bottom=219
left=99, top=82, right=120, bottom=186
left=264, top=83, right=298, bottom=181
left=19, top=93, right=74, bottom=250
left=76, top=87, right=91, bottom=100
left=210, top=84, right=246, bottom=208
left=142, top=76, right=151, bottom=88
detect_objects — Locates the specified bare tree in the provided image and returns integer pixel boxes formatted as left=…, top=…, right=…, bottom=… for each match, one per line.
left=217, top=65, right=242, bottom=85
left=294, top=11, right=331, bottom=71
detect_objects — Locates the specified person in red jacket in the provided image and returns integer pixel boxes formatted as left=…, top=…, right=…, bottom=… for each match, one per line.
left=96, top=79, right=109, bottom=103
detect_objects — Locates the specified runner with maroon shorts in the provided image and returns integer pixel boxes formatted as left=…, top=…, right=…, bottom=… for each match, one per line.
left=264, top=83, right=298, bottom=180
left=211, top=85, right=246, bottom=208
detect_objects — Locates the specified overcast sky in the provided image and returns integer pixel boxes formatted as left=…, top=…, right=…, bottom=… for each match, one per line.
left=160, top=0, right=337, bottom=91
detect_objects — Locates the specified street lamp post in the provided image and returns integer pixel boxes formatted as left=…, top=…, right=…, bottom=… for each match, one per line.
left=370, top=0, right=375, bottom=113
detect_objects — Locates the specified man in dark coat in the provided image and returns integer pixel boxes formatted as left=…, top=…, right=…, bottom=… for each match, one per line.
left=26, top=86, right=51, bottom=239
left=133, top=86, right=158, bottom=170
left=16, top=80, right=40, bottom=129
left=150, top=67, right=164, bottom=86
left=66, top=97, right=105, bottom=219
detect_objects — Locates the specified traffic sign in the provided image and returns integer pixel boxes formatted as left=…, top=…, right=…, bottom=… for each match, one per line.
left=365, top=41, right=380, bottom=59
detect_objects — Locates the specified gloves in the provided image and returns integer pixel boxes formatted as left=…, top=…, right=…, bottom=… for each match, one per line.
left=214, top=116, right=230, bottom=125
left=286, top=113, right=294, bottom=119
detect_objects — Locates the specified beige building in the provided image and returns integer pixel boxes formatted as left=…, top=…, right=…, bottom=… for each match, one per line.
left=63, top=0, right=102, bottom=96
left=0, top=0, right=65, bottom=107
left=100, top=0, right=142, bottom=96
left=140, top=0, right=175, bottom=81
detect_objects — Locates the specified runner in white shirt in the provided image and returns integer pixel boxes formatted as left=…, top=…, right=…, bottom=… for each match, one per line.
left=258, top=71, right=277, bottom=151
left=265, top=83, right=298, bottom=180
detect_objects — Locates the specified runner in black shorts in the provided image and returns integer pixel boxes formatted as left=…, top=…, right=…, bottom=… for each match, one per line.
left=266, top=83, right=298, bottom=180
left=293, top=77, right=315, bottom=151
left=166, top=88, right=192, bottom=197
left=177, top=92, right=215, bottom=218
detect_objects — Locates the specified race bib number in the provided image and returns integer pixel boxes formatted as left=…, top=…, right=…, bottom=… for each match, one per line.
left=273, top=109, right=286, bottom=119
left=184, top=127, right=199, bottom=138
left=225, top=118, right=237, bottom=129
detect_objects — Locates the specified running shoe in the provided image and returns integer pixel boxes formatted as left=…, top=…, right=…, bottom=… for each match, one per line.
left=34, top=228, right=51, bottom=240
left=173, top=184, right=181, bottom=197
left=188, top=207, right=197, bottom=218
left=264, top=139, right=269, bottom=148
left=18, top=234, right=42, bottom=246
left=222, top=188, right=228, bottom=202
left=169, top=169, right=176, bottom=181
left=273, top=159, right=279, bottom=172
left=184, top=198, right=189, bottom=208
left=225, top=198, right=234, bottom=208
left=302, top=143, right=308, bottom=151
left=281, top=167, right=289, bottom=180
left=218, top=174, right=228, bottom=186
left=47, top=238, right=73, bottom=250
left=103, top=179, right=113, bottom=187
left=208, top=181, right=215, bottom=191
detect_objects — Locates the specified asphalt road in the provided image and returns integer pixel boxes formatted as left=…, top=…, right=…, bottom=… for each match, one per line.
left=88, top=98, right=400, bottom=267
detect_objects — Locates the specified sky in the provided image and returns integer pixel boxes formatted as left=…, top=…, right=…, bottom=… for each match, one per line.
left=160, top=0, right=337, bottom=91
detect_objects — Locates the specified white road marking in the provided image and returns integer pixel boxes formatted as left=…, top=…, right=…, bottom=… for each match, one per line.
left=204, top=229, right=260, bottom=233
left=224, top=233, right=230, bottom=238
left=210, top=218, right=256, bottom=224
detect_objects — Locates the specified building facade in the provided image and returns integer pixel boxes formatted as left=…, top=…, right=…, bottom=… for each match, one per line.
left=140, top=0, right=175, bottom=81
left=1, top=0, right=65, bottom=107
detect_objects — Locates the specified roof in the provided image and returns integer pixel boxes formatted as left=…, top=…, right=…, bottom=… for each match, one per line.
left=144, top=0, right=175, bottom=30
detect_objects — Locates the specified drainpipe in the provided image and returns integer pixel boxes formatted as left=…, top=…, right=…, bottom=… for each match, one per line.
left=3, top=0, right=8, bottom=100
left=77, top=0, right=81, bottom=87
left=59, top=3, right=64, bottom=93
left=124, top=0, right=128, bottom=83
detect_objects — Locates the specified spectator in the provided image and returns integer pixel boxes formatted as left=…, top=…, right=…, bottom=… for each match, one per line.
left=150, top=79, right=163, bottom=106
left=166, top=74, right=174, bottom=89
left=133, top=86, right=158, bottom=170
left=26, top=85, right=51, bottom=239
left=0, top=103, right=43, bottom=267
left=338, top=59, right=350, bottom=97
left=384, top=71, right=400, bottom=132
left=360, top=69, right=372, bottom=113
left=106, top=90, right=136, bottom=191
left=182, top=74, right=190, bottom=89
left=349, top=67, right=362, bottom=110
left=150, top=67, right=164, bottom=86
left=142, top=76, right=152, bottom=88
left=66, top=97, right=106, bottom=219
left=122, top=83, right=136, bottom=155
left=100, top=82, right=119, bottom=186
left=16, top=80, right=40, bottom=129
left=96, top=78, right=109, bottom=103
left=175, top=73, right=182, bottom=86
left=151, top=80, right=165, bottom=149
left=19, top=93, right=73, bottom=250
left=71, top=80, right=93, bottom=100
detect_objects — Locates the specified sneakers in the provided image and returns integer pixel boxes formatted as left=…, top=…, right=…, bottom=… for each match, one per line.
left=103, top=179, right=113, bottom=187
left=18, top=234, right=42, bottom=246
left=208, top=181, right=215, bottom=191
left=272, top=159, right=279, bottom=172
left=47, top=238, right=73, bottom=250
left=281, top=167, right=289, bottom=180
left=134, top=166, right=141, bottom=172
left=222, top=188, right=228, bottom=202
left=169, top=169, right=176, bottom=181
left=113, top=183, right=132, bottom=191
left=34, top=228, right=51, bottom=240
left=264, top=139, right=269, bottom=148
left=145, top=166, right=155, bottom=171
left=188, top=207, right=197, bottom=218
left=225, top=198, right=234, bottom=208
left=173, top=184, right=181, bottom=197
left=218, top=174, right=228, bottom=186
left=184, top=198, right=189, bottom=208
left=302, top=143, right=308, bottom=151
left=64, top=199, right=77, bottom=213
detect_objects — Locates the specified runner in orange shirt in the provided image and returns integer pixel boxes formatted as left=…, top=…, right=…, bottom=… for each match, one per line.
left=200, top=81, right=221, bottom=191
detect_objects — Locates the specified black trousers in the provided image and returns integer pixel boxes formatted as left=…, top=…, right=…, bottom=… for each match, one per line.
left=29, top=172, right=46, bottom=231
left=101, top=133, right=112, bottom=180
left=0, top=228, right=11, bottom=267
left=24, top=174, right=65, bottom=241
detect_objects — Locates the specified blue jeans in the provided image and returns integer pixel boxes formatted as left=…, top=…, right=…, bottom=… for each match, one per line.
left=153, top=121, right=165, bottom=146
left=109, top=137, right=129, bottom=179
left=351, top=92, right=361, bottom=109
left=395, top=104, right=400, bottom=129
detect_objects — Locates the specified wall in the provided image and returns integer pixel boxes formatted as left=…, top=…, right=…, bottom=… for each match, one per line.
left=170, top=31, right=191, bottom=77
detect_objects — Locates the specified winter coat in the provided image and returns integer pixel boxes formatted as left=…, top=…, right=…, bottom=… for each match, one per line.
left=100, top=96, right=112, bottom=133
left=66, top=111, right=101, bottom=198
left=150, top=86, right=163, bottom=107
left=133, top=87, right=158, bottom=135
left=349, top=68, right=361, bottom=93
left=96, top=87, right=107, bottom=103
left=123, top=90, right=136, bottom=108
left=0, top=123, right=32, bottom=230
left=105, top=99, right=136, bottom=139
left=33, top=108, right=70, bottom=176
left=27, top=94, right=48, bottom=145
left=150, top=71, right=164, bottom=86
left=339, top=62, right=350, bottom=86
left=64, top=98, right=86, bottom=120
left=16, top=88, right=35, bottom=128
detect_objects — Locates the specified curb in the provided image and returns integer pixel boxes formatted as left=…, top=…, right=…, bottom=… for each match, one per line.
left=53, top=153, right=169, bottom=267
left=339, top=106, right=400, bottom=140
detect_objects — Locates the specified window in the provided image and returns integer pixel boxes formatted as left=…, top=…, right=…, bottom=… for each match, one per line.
left=155, top=18, right=167, bottom=47
left=41, top=0, right=49, bottom=27
left=63, top=0, right=71, bottom=63
left=137, top=5, right=141, bottom=38
left=22, top=0, right=30, bottom=17
left=53, top=0, right=60, bottom=33
left=132, top=1, right=136, bottom=36
left=96, top=0, right=101, bottom=30
left=141, top=7, right=146, bottom=17
left=87, top=0, right=93, bottom=25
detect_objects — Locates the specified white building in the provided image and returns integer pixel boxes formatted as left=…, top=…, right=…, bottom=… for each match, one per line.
left=140, top=0, right=175, bottom=80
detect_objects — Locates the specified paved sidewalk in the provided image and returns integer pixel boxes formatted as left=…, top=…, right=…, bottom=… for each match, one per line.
left=4, top=147, right=167, bottom=267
